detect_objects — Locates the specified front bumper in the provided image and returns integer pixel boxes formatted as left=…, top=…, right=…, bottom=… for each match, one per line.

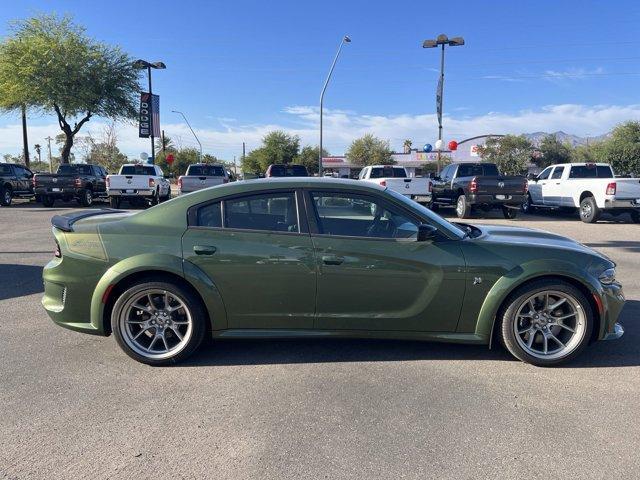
left=602, top=323, right=624, bottom=341
left=597, top=282, right=626, bottom=341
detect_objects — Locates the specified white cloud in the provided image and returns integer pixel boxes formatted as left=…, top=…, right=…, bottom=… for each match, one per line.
left=2, top=103, right=639, bottom=160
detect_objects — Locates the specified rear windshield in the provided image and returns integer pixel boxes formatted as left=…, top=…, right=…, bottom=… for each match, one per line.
left=370, top=167, right=407, bottom=178
left=568, top=165, right=613, bottom=179
left=187, top=165, right=226, bottom=176
left=457, top=164, right=499, bottom=177
left=120, top=165, right=156, bottom=176
left=0, top=164, right=12, bottom=175
left=269, top=165, right=308, bottom=177
left=58, top=164, right=93, bottom=175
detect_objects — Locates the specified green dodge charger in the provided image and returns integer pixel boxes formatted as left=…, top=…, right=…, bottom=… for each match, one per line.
left=42, top=178, right=625, bottom=366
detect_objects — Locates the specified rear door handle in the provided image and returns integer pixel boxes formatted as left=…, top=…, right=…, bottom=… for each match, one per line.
left=193, top=245, right=217, bottom=255
left=322, top=255, right=344, bottom=265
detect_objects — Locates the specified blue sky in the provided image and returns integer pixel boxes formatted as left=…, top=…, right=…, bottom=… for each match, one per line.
left=1, top=0, right=639, bottom=160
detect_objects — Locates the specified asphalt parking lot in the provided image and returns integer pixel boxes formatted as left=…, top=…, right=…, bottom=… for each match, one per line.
left=0, top=199, right=638, bottom=480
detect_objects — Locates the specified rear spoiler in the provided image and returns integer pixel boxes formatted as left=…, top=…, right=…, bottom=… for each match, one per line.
left=51, top=209, right=122, bottom=232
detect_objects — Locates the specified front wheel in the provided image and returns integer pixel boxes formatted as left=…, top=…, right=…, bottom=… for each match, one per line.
left=0, top=187, right=12, bottom=206
left=580, top=196, right=600, bottom=223
left=456, top=195, right=472, bottom=219
left=111, top=281, right=207, bottom=365
left=500, top=280, right=593, bottom=366
left=502, top=206, right=518, bottom=219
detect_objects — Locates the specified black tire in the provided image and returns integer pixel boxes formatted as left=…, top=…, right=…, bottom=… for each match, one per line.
left=79, top=188, right=93, bottom=207
left=41, top=195, right=55, bottom=208
left=502, top=206, right=518, bottom=219
left=109, top=197, right=121, bottom=209
left=111, top=280, right=207, bottom=366
left=630, top=211, right=640, bottom=224
left=521, top=193, right=535, bottom=213
left=0, top=186, right=12, bottom=206
left=161, top=190, right=171, bottom=202
left=499, top=279, right=593, bottom=367
left=579, top=196, right=600, bottom=223
left=455, top=194, right=472, bottom=219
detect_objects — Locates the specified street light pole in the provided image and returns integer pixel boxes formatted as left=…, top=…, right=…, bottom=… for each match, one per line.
left=134, top=59, right=166, bottom=164
left=319, top=35, right=351, bottom=176
left=423, top=34, right=465, bottom=173
left=172, top=110, right=203, bottom=161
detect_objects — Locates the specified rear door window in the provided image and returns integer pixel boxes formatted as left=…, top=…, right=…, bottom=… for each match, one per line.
left=224, top=192, right=299, bottom=232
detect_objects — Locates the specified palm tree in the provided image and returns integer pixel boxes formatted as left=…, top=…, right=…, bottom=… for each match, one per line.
left=403, top=139, right=412, bottom=153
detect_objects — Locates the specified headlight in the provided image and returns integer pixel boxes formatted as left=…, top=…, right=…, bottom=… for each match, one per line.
left=599, top=267, right=616, bottom=285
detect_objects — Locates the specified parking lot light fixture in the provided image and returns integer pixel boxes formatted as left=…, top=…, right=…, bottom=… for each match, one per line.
left=422, top=34, right=465, bottom=173
left=172, top=110, right=203, bottom=161
left=319, top=35, right=351, bottom=176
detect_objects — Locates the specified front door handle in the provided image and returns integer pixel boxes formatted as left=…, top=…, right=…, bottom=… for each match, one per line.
left=193, top=245, right=217, bottom=255
left=322, top=254, right=344, bottom=265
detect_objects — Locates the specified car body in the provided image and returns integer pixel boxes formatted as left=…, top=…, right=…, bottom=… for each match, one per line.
left=178, top=163, right=229, bottom=195
left=265, top=164, right=308, bottom=177
left=431, top=162, right=527, bottom=219
left=0, top=163, right=34, bottom=206
left=358, top=165, right=432, bottom=206
left=34, top=163, right=108, bottom=207
left=524, top=163, right=640, bottom=223
left=42, top=178, right=625, bottom=366
left=106, top=164, right=171, bottom=208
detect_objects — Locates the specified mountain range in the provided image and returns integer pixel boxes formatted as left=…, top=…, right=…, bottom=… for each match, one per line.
left=523, top=131, right=610, bottom=147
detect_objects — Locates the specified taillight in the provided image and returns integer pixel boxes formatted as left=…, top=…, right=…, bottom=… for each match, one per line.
left=149, top=178, right=156, bottom=188
left=54, top=242, right=61, bottom=258
left=106, top=177, right=110, bottom=187
left=469, top=177, right=478, bottom=193
left=177, top=177, right=183, bottom=189
left=32, top=176, right=36, bottom=187
left=379, top=180, right=387, bottom=187
left=74, top=178, right=82, bottom=187
left=223, top=178, right=229, bottom=184
left=606, top=182, right=616, bottom=195
left=428, top=181, right=432, bottom=192
left=523, top=180, right=528, bottom=193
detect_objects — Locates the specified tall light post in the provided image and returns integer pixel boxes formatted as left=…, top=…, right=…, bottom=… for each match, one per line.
left=319, top=35, right=351, bottom=176
left=422, top=34, right=464, bottom=173
left=172, top=110, right=203, bottom=161
left=134, top=59, right=166, bottom=164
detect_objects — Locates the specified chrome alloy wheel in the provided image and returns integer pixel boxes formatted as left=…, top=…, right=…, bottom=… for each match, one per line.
left=513, top=290, right=586, bottom=360
left=456, top=196, right=465, bottom=216
left=581, top=202, right=592, bottom=219
left=119, top=289, right=193, bottom=360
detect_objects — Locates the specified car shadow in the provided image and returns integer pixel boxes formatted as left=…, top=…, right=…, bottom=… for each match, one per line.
left=180, top=300, right=638, bottom=368
left=0, top=264, right=44, bottom=300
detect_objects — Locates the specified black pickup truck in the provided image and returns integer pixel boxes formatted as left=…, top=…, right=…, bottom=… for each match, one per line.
left=0, top=163, right=35, bottom=206
left=431, top=162, right=527, bottom=219
left=34, top=164, right=108, bottom=207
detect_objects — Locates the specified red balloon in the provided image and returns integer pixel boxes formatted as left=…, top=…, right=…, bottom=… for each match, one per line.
left=448, top=140, right=458, bottom=151
left=166, top=153, right=175, bottom=165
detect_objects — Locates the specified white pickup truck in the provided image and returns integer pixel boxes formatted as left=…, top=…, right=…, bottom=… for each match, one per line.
left=358, top=165, right=432, bottom=206
left=178, top=163, right=229, bottom=195
left=107, top=163, right=171, bottom=209
left=524, top=162, right=640, bottom=223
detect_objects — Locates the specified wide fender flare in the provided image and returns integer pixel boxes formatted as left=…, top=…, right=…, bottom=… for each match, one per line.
left=475, top=258, right=601, bottom=342
left=90, top=253, right=227, bottom=334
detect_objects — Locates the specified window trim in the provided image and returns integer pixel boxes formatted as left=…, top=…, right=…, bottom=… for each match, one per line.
left=303, top=188, right=425, bottom=242
left=187, top=188, right=309, bottom=235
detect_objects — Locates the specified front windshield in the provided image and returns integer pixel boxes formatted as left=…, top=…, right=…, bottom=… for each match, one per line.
left=385, top=189, right=466, bottom=239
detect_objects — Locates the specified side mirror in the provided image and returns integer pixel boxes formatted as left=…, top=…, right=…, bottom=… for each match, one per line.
left=417, top=224, right=438, bottom=242
left=527, top=173, right=537, bottom=181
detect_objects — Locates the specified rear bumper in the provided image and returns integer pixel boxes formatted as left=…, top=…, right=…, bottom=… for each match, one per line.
left=35, top=187, right=81, bottom=197
left=108, top=189, right=154, bottom=197
left=603, top=198, right=640, bottom=210
left=467, top=193, right=526, bottom=206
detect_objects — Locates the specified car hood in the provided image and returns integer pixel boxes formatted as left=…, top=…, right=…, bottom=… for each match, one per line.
left=470, top=224, right=611, bottom=262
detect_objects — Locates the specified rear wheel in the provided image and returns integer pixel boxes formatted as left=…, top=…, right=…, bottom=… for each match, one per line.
left=111, top=281, right=207, bottom=365
left=500, top=280, right=593, bottom=366
left=0, top=186, right=12, bottom=206
left=456, top=194, right=472, bottom=219
left=109, top=197, right=121, bottom=209
left=502, top=206, right=518, bottom=219
left=579, top=196, right=600, bottom=223
left=41, top=195, right=55, bottom=208
left=631, top=211, right=640, bottom=224
left=79, top=188, right=93, bottom=207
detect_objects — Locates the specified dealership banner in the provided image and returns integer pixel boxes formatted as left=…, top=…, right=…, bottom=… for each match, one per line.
left=138, top=93, right=161, bottom=138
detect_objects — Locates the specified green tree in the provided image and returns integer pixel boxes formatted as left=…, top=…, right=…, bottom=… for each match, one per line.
left=0, top=14, right=140, bottom=164
left=403, top=139, right=412, bottom=153
left=571, top=144, right=599, bottom=164
left=592, top=121, right=640, bottom=176
left=477, top=135, right=533, bottom=175
left=82, top=123, right=128, bottom=173
left=241, top=130, right=301, bottom=173
left=156, top=148, right=201, bottom=177
left=346, top=134, right=394, bottom=166
left=298, top=145, right=329, bottom=175
left=538, top=134, right=572, bottom=168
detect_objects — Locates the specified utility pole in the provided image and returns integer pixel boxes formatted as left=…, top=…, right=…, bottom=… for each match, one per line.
left=21, top=105, right=30, bottom=169
left=45, top=136, right=53, bottom=173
